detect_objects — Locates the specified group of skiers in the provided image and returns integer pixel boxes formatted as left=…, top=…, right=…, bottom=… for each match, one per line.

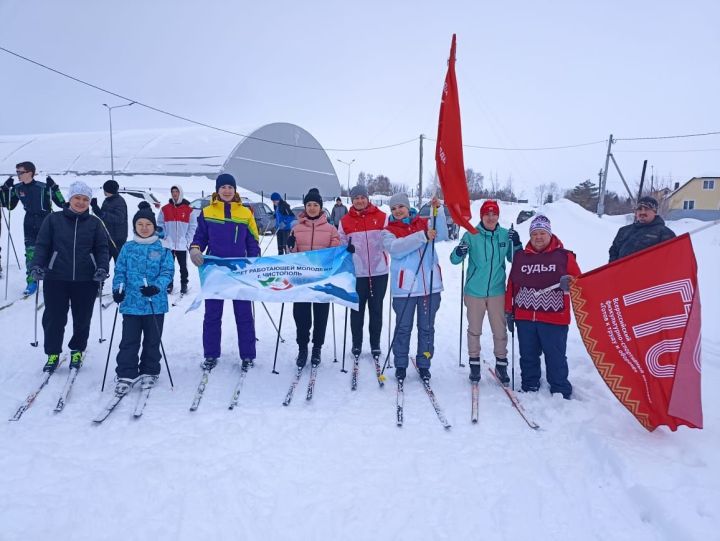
left=2, top=162, right=677, bottom=404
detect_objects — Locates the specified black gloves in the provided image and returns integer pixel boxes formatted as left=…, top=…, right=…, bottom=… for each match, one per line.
left=559, top=275, right=572, bottom=293
left=113, top=289, right=125, bottom=303
left=46, top=175, right=58, bottom=190
left=509, top=229, right=521, bottom=247
left=140, top=285, right=160, bottom=297
left=454, top=243, right=468, bottom=258
left=4, top=176, right=13, bottom=189
left=505, top=312, right=515, bottom=333
left=30, top=266, right=46, bottom=281
left=346, top=238, right=355, bottom=254
left=90, top=197, right=100, bottom=211
left=286, top=234, right=296, bottom=250
left=93, top=268, right=109, bottom=282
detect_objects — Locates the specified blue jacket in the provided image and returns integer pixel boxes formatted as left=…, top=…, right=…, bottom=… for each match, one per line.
left=112, top=235, right=175, bottom=315
left=382, top=209, right=448, bottom=297
left=273, top=199, right=296, bottom=231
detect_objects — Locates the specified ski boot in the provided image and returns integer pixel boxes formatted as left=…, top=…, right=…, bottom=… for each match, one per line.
left=43, top=353, right=61, bottom=373
left=201, top=357, right=218, bottom=371
left=296, top=346, right=308, bottom=368
left=241, top=358, right=253, bottom=370
left=351, top=345, right=361, bottom=358
left=138, top=374, right=159, bottom=389
left=69, top=350, right=84, bottom=370
left=371, top=347, right=382, bottom=359
left=418, top=367, right=431, bottom=381
left=469, top=357, right=481, bottom=382
left=495, top=358, right=510, bottom=386
left=310, top=346, right=322, bottom=367
left=114, top=378, right=135, bottom=396
left=180, top=284, right=189, bottom=294
left=395, top=367, right=406, bottom=381
left=23, top=281, right=38, bottom=297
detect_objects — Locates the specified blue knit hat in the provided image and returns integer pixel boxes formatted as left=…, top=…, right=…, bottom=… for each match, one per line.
left=215, top=173, right=236, bottom=192
left=270, top=192, right=282, bottom=201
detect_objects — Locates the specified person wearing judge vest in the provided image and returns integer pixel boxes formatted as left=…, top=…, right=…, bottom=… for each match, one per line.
left=504, top=215, right=580, bottom=399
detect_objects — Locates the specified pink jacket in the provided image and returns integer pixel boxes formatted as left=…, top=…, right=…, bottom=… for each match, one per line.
left=291, top=212, right=340, bottom=253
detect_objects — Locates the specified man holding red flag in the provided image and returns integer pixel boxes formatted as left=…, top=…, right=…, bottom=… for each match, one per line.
left=435, top=34, right=477, bottom=235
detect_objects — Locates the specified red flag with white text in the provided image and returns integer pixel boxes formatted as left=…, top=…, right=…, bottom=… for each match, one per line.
left=570, top=234, right=702, bottom=431
left=435, top=34, right=477, bottom=234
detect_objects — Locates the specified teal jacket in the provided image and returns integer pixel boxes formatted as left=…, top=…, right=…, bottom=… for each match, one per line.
left=449, top=224, right=520, bottom=298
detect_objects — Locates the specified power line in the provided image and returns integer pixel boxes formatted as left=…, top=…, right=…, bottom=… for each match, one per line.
left=425, top=137, right=607, bottom=151
left=615, top=131, right=720, bottom=142
left=3, top=45, right=720, bottom=154
left=0, top=46, right=418, bottom=153
left=615, top=148, right=720, bottom=153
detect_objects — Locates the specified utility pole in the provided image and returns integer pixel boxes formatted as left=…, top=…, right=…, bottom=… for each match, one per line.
left=102, top=102, right=135, bottom=180
left=597, top=134, right=613, bottom=216
left=417, top=134, right=424, bottom=208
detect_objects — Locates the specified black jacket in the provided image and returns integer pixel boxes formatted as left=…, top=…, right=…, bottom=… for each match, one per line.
left=91, top=194, right=128, bottom=247
left=32, top=206, right=110, bottom=281
left=609, top=216, right=676, bottom=262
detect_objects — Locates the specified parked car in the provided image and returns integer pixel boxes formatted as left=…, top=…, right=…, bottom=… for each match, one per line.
left=189, top=196, right=275, bottom=235
left=118, top=189, right=162, bottom=210
left=418, top=202, right=460, bottom=240
left=291, top=205, right=332, bottom=223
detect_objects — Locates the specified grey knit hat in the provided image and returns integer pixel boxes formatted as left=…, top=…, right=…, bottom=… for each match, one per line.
left=349, top=185, right=369, bottom=199
left=67, top=181, right=93, bottom=200
left=388, top=192, right=410, bottom=209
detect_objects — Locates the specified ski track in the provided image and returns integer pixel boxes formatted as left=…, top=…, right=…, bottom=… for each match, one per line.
left=1, top=185, right=718, bottom=541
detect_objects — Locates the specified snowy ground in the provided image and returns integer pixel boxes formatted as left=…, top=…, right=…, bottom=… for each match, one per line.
left=1, top=176, right=718, bottom=541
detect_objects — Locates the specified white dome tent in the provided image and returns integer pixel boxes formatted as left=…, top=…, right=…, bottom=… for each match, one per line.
left=220, top=122, right=341, bottom=200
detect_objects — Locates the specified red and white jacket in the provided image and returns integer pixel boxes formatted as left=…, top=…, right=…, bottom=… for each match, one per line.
left=157, top=185, right=198, bottom=251
left=338, top=203, right=389, bottom=277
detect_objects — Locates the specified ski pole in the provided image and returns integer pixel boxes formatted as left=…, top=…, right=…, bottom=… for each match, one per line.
left=459, top=258, right=465, bottom=367
left=30, top=283, right=40, bottom=347
left=262, top=229, right=278, bottom=256
left=97, top=282, right=106, bottom=343
left=101, top=294, right=121, bottom=393
left=271, top=303, right=285, bottom=374
left=341, top=307, right=348, bottom=373
left=0, top=206, right=21, bottom=269
left=331, top=303, right=337, bottom=363
left=144, top=279, right=173, bottom=389
left=261, top=301, right=284, bottom=342
left=386, top=286, right=393, bottom=368
left=4, top=192, right=11, bottom=301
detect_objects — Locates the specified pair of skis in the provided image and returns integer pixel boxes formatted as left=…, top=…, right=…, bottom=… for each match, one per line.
left=396, top=364, right=451, bottom=430
left=283, top=363, right=318, bottom=406
left=189, top=360, right=250, bottom=412
left=93, top=376, right=157, bottom=423
left=351, top=352, right=385, bottom=391
left=9, top=354, right=86, bottom=421
left=475, top=366, right=539, bottom=430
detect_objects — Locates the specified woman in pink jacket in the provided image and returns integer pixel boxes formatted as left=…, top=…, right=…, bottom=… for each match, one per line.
left=286, top=188, right=340, bottom=367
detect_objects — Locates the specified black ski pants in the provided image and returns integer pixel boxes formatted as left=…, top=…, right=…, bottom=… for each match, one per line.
left=293, top=302, right=330, bottom=348
left=115, top=313, right=164, bottom=380
left=350, top=274, right=388, bottom=350
left=42, top=279, right=98, bottom=355
left=171, top=250, right=188, bottom=288
left=276, top=229, right=290, bottom=255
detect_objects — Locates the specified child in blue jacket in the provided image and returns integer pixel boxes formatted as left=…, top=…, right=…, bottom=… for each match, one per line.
left=111, top=202, right=174, bottom=395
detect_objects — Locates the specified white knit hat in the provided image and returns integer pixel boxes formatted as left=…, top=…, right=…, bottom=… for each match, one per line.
left=67, top=181, right=93, bottom=200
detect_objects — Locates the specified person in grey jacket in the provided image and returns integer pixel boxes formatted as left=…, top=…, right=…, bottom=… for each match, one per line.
left=330, top=197, right=348, bottom=227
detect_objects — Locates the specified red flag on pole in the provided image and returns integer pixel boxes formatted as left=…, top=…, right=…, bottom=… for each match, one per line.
left=570, top=234, right=703, bottom=431
left=435, top=34, right=477, bottom=234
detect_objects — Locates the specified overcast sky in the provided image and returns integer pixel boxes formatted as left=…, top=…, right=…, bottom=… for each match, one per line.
left=1, top=0, right=718, bottom=199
